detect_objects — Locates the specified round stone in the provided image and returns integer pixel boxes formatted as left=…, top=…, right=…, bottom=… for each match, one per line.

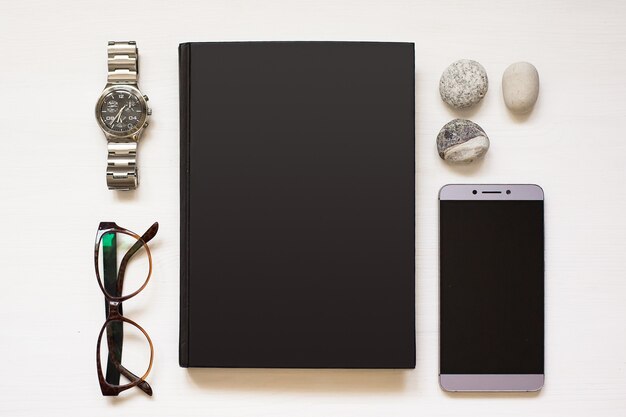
left=436, top=119, right=490, bottom=163
left=502, top=62, right=539, bottom=113
left=439, top=59, right=489, bottom=108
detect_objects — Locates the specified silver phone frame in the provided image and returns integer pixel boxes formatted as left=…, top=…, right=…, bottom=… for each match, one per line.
left=438, top=184, right=544, bottom=392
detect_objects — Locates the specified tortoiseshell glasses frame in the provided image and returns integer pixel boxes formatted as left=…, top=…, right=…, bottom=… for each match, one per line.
left=94, top=221, right=158, bottom=396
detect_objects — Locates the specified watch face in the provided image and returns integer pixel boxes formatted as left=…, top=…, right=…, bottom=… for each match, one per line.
left=99, top=89, right=144, bottom=134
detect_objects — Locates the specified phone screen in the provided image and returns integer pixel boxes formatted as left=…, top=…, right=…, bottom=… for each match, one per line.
left=440, top=197, right=544, bottom=375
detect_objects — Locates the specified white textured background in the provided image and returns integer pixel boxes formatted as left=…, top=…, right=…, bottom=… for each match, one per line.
left=1, top=0, right=625, bottom=415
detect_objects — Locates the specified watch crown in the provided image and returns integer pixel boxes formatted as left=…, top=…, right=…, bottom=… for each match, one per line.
left=147, top=108, right=152, bottom=116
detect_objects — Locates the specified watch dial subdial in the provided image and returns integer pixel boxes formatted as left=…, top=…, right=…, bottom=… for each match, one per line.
left=100, top=90, right=144, bottom=134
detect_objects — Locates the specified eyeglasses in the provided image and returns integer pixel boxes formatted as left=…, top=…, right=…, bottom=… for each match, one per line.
left=94, top=222, right=158, bottom=396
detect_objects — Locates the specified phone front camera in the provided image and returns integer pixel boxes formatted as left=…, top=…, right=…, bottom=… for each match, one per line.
left=506, top=190, right=511, bottom=195
left=472, top=190, right=477, bottom=195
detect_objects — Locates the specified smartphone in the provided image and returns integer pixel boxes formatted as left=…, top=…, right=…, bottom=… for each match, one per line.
left=439, top=184, right=544, bottom=392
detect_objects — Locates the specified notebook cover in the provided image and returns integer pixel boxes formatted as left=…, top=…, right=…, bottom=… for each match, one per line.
left=180, top=42, right=415, bottom=368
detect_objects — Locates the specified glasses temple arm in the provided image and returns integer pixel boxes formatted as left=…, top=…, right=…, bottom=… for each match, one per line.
left=116, top=222, right=159, bottom=295
left=105, top=329, right=152, bottom=395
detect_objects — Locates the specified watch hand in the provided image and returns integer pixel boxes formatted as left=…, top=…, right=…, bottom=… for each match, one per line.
left=112, top=105, right=127, bottom=124
left=111, top=109, right=123, bottom=125
left=118, top=105, right=128, bottom=121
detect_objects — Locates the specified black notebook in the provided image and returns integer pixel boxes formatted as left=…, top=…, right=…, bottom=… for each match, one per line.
left=180, top=42, right=415, bottom=368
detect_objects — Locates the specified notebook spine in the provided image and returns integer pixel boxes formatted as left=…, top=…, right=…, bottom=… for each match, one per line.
left=178, top=42, right=191, bottom=367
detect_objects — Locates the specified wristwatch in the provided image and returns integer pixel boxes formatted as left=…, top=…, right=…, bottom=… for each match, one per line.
left=95, top=41, right=151, bottom=190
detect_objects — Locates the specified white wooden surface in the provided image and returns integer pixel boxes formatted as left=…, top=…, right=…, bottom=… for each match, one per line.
left=1, top=0, right=625, bottom=415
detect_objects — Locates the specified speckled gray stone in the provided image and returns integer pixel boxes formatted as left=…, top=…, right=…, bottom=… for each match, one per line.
left=437, top=119, right=490, bottom=163
left=502, top=62, right=539, bottom=113
left=439, top=59, right=488, bottom=108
